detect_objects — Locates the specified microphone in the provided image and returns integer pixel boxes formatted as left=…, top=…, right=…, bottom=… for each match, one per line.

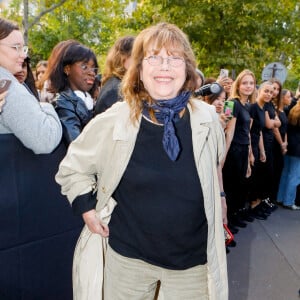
left=194, top=82, right=222, bottom=97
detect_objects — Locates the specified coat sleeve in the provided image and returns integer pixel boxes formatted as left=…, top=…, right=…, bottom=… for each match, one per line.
left=56, top=102, right=82, bottom=146
left=55, top=117, right=103, bottom=204
left=1, top=80, right=62, bottom=154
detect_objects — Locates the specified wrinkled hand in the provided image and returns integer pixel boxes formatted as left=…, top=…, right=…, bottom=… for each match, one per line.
left=82, top=209, right=109, bottom=237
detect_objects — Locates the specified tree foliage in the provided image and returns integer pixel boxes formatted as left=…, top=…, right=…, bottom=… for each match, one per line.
left=129, top=0, right=300, bottom=88
left=2, top=0, right=300, bottom=89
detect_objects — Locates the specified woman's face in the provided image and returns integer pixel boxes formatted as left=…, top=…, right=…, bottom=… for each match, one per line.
left=258, top=83, right=274, bottom=103
left=212, top=91, right=226, bottom=113
left=282, top=90, right=292, bottom=106
left=272, top=82, right=280, bottom=98
left=36, top=65, right=47, bottom=82
left=140, top=46, right=186, bottom=100
left=14, top=61, right=28, bottom=84
left=238, top=74, right=255, bottom=98
left=0, top=30, right=27, bottom=74
left=65, top=59, right=97, bottom=92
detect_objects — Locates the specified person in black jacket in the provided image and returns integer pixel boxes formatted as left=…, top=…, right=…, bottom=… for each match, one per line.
left=47, top=40, right=99, bottom=145
left=94, top=35, right=135, bottom=115
left=277, top=99, right=300, bottom=210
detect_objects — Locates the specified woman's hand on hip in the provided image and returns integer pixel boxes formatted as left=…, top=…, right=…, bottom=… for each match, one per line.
left=82, top=209, right=109, bottom=237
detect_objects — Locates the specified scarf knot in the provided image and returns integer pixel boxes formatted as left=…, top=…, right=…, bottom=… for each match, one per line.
left=143, top=91, right=191, bottom=161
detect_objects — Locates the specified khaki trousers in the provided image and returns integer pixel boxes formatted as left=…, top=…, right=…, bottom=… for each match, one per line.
left=104, top=246, right=209, bottom=300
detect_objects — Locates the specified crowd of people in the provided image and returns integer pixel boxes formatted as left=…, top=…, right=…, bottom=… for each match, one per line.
left=1, top=16, right=300, bottom=299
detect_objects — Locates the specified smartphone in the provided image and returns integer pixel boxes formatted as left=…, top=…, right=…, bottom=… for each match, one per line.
left=219, top=68, right=229, bottom=78
left=0, top=79, right=11, bottom=94
left=223, top=100, right=234, bottom=119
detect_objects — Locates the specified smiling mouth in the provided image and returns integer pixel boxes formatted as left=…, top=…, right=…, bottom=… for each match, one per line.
left=154, top=77, right=172, bottom=83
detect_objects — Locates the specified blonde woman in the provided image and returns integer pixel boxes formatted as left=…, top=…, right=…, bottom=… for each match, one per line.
left=222, top=69, right=256, bottom=230
left=56, top=23, right=227, bottom=300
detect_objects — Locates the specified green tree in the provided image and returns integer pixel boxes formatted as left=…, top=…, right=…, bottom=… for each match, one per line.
left=2, top=0, right=300, bottom=89
left=2, top=0, right=134, bottom=68
left=128, top=0, right=300, bottom=89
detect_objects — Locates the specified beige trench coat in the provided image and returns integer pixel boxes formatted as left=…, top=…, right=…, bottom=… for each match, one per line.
left=56, top=98, right=228, bottom=300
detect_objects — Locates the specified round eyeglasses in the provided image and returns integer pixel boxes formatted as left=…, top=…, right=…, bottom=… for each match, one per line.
left=144, top=55, right=185, bottom=67
left=0, top=43, right=28, bottom=56
left=76, top=63, right=98, bottom=74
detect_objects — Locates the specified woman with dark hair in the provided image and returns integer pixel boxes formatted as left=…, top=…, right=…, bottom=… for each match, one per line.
left=14, top=56, right=40, bottom=100
left=0, top=18, right=82, bottom=299
left=271, top=84, right=289, bottom=202
left=47, top=40, right=98, bottom=145
left=205, top=86, right=228, bottom=128
left=94, top=35, right=135, bottom=114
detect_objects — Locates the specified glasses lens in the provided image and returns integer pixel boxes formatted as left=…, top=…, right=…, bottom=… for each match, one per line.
left=148, top=56, right=160, bottom=66
left=169, top=57, right=184, bottom=67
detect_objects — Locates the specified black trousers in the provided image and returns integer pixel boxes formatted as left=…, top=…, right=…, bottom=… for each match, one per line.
left=223, top=143, right=250, bottom=216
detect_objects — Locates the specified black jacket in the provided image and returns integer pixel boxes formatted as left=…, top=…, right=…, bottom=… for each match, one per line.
left=94, top=76, right=122, bottom=115
left=55, top=89, right=93, bottom=145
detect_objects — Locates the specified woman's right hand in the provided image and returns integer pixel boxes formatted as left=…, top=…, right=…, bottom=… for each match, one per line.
left=82, top=209, right=109, bottom=237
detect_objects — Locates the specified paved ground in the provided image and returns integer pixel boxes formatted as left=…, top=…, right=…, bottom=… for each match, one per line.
left=227, top=206, right=300, bottom=300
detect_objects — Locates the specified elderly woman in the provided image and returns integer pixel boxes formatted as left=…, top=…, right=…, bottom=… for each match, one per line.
left=0, top=18, right=82, bottom=299
left=56, top=23, right=228, bottom=300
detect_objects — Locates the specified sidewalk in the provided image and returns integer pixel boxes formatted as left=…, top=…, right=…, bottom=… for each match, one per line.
left=227, top=206, right=300, bottom=300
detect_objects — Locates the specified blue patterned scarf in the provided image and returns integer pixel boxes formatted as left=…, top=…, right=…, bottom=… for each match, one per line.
left=143, top=91, right=192, bottom=161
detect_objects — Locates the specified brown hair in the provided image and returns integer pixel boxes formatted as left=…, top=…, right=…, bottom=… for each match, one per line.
left=0, top=18, right=19, bottom=40
left=121, top=22, right=198, bottom=122
left=102, top=35, right=135, bottom=86
left=269, top=77, right=282, bottom=113
left=230, top=69, right=256, bottom=104
left=288, top=100, right=300, bottom=126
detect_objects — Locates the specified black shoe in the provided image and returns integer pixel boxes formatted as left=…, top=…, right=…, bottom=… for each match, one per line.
left=231, top=214, right=247, bottom=228
left=226, top=246, right=230, bottom=254
left=250, top=206, right=268, bottom=220
left=227, top=240, right=237, bottom=247
left=239, top=208, right=255, bottom=222
left=262, top=198, right=278, bottom=212
left=256, top=202, right=272, bottom=215
left=228, top=224, right=239, bottom=234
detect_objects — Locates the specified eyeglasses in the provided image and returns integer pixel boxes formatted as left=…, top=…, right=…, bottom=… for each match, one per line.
left=76, top=63, right=98, bottom=74
left=144, top=55, right=185, bottom=67
left=0, top=43, right=28, bottom=56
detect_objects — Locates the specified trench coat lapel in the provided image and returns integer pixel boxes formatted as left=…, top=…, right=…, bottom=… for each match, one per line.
left=188, top=100, right=213, bottom=163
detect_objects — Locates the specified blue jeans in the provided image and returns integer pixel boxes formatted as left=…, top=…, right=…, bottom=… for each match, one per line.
left=277, top=155, right=300, bottom=206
